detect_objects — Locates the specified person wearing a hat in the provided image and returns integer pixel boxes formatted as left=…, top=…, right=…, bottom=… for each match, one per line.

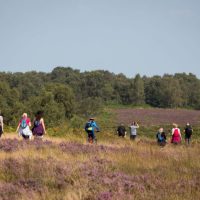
left=84, top=117, right=100, bottom=143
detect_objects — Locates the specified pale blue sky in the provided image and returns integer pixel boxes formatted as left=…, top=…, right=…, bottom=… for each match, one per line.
left=0, top=0, right=200, bottom=77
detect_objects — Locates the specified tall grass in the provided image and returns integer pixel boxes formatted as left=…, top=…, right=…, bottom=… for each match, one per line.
left=0, top=132, right=199, bottom=200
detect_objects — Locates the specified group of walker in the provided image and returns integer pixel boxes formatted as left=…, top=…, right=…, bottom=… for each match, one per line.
left=0, top=110, right=194, bottom=145
left=15, top=111, right=46, bottom=140
left=156, top=122, right=193, bottom=146
left=117, top=121, right=139, bottom=140
left=116, top=121, right=193, bottom=145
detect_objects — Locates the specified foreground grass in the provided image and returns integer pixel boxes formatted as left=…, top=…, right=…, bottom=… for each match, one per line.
left=0, top=133, right=199, bottom=200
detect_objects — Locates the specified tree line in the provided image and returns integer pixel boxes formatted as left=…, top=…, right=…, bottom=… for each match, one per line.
left=0, top=67, right=200, bottom=126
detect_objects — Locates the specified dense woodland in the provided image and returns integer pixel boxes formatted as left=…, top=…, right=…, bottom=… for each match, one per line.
left=0, top=67, right=200, bottom=126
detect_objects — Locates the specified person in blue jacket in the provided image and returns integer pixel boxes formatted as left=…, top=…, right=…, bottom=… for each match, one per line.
left=156, top=127, right=167, bottom=146
left=85, top=117, right=100, bottom=142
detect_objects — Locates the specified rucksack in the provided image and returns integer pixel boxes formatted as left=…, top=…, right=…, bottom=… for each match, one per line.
left=173, top=128, right=179, bottom=136
left=157, top=133, right=162, bottom=141
left=34, top=120, right=40, bottom=127
left=21, top=119, right=27, bottom=129
left=186, top=127, right=192, bottom=135
left=118, top=126, right=126, bottom=137
left=85, top=122, right=93, bottom=131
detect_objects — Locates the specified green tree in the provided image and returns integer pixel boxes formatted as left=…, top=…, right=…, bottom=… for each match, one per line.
left=131, top=74, right=145, bottom=105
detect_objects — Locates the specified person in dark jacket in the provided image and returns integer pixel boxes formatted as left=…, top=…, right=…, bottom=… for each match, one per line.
left=156, top=127, right=167, bottom=146
left=117, top=123, right=127, bottom=138
left=184, top=122, right=193, bottom=145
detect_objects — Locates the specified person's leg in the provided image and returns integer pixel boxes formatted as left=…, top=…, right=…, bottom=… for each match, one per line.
left=29, top=134, right=32, bottom=140
left=0, top=126, right=2, bottom=138
left=185, top=136, right=189, bottom=145
left=188, top=136, right=191, bottom=145
left=92, top=131, right=96, bottom=143
left=130, top=135, right=136, bottom=140
left=87, top=132, right=93, bottom=143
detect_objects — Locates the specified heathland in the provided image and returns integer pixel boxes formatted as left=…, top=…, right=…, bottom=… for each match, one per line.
left=0, top=108, right=200, bottom=200
left=1, top=68, right=200, bottom=199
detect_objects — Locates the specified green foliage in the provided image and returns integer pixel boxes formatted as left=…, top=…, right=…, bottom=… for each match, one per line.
left=1, top=68, right=200, bottom=128
left=131, top=74, right=145, bottom=105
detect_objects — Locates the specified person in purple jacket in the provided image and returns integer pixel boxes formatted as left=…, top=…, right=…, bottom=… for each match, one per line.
left=32, top=111, right=46, bottom=139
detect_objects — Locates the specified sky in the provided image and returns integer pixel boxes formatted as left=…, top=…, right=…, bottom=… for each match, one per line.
left=0, top=0, right=200, bottom=77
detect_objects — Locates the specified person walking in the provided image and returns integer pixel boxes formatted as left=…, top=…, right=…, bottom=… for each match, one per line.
left=117, top=123, right=127, bottom=138
left=16, top=113, right=32, bottom=140
left=171, top=123, right=182, bottom=144
left=32, top=111, right=46, bottom=139
left=0, top=111, right=4, bottom=138
left=184, top=122, right=193, bottom=145
left=129, top=121, right=139, bottom=140
left=85, top=117, right=100, bottom=143
left=156, top=127, right=167, bottom=146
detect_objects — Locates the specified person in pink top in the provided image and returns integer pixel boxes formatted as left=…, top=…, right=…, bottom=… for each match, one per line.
left=171, top=123, right=182, bottom=144
left=16, top=113, right=32, bottom=140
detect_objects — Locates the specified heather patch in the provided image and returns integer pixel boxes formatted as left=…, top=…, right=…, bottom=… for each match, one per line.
left=0, top=137, right=199, bottom=199
left=0, top=138, right=54, bottom=152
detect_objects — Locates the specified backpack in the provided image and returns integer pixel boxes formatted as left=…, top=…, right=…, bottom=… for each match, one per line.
left=186, top=127, right=192, bottom=136
left=85, top=122, right=93, bottom=131
left=34, top=120, right=40, bottom=127
left=173, top=128, right=179, bottom=136
left=118, top=126, right=126, bottom=137
left=21, top=119, right=27, bottom=129
left=157, top=133, right=162, bottom=141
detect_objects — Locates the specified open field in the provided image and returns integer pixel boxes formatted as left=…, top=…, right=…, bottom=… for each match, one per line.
left=1, top=108, right=200, bottom=200
left=114, top=108, right=200, bottom=126
left=0, top=133, right=200, bottom=200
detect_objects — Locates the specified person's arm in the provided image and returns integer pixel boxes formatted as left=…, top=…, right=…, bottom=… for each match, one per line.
left=171, top=128, right=174, bottom=135
left=93, top=122, right=100, bottom=131
left=16, top=123, right=21, bottom=137
left=179, top=129, right=182, bottom=139
left=32, top=118, right=35, bottom=128
left=28, top=118, right=31, bottom=127
left=0, top=117, right=3, bottom=132
left=117, top=127, right=119, bottom=134
left=41, top=118, right=46, bottom=134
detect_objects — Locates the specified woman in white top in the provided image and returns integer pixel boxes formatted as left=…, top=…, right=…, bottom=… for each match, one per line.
left=129, top=121, right=139, bottom=140
left=16, top=113, right=32, bottom=140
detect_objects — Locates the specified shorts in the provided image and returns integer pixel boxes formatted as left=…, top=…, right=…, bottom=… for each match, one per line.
left=130, top=135, right=137, bottom=140
left=33, top=132, right=44, bottom=137
left=22, top=134, right=30, bottom=140
left=118, top=133, right=125, bottom=137
left=185, top=134, right=191, bottom=139
left=87, top=131, right=95, bottom=140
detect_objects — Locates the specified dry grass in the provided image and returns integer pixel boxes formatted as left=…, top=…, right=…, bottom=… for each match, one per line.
left=0, top=132, right=199, bottom=200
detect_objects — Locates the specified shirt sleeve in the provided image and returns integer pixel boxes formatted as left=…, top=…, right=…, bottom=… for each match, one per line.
left=26, top=118, right=31, bottom=124
left=93, top=122, right=100, bottom=131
